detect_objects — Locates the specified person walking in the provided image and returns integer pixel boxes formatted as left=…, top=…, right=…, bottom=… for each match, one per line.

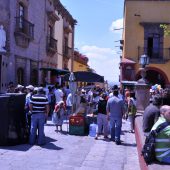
left=127, top=92, right=137, bottom=133
left=29, top=87, right=49, bottom=145
left=95, top=93, right=108, bottom=140
left=107, top=90, right=124, bottom=145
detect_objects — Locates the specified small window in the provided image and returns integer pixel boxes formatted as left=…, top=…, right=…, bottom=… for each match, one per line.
left=19, top=3, right=25, bottom=29
left=48, top=25, right=53, bottom=37
left=19, top=3, right=25, bottom=18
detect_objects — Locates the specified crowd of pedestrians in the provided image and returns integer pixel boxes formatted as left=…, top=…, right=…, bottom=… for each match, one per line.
left=6, top=82, right=138, bottom=146
left=142, top=86, right=170, bottom=164
left=6, top=81, right=170, bottom=164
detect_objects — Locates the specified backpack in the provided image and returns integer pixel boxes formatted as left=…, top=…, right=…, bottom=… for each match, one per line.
left=141, top=122, right=170, bottom=165
left=128, top=98, right=137, bottom=116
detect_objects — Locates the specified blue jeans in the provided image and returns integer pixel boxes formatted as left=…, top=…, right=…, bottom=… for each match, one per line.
left=66, top=106, right=72, bottom=116
left=110, top=118, right=122, bottom=141
left=29, top=113, right=46, bottom=145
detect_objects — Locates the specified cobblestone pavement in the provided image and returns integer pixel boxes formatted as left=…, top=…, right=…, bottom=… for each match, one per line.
left=0, top=119, right=140, bottom=170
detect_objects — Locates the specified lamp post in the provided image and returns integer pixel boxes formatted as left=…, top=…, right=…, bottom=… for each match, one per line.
left=138, top=54, right=149, bottom=84
left=69, top=72, right=77, bottom=113
left=135, top=54, right=150, bottom=113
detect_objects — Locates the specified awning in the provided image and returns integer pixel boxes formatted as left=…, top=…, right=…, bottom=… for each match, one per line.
left=120, top=58, right=136, bottom=64
left=40, top=67, right=70, bottom=75
left=64, top=71, right=104, bottom=83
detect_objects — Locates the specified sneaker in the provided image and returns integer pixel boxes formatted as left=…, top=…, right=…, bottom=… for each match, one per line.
left=115, top=140, right=121, bottom=145
left=104, top=136, right=109, bottom=139
left=95, top=136, right=98, bottom=140
left=110, top=138, right=115, bottom=142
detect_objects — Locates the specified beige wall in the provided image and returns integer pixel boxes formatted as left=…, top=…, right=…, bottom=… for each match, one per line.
left=54, top=13, right=74, bottom=71
left=123, top=0, right=170, bottom=82
left=73, top=61, right=88, bottom=72
left=54, top=14, right=63, bottom=69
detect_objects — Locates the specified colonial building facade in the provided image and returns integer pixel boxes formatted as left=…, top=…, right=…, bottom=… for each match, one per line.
left=73, top=50, right=89, bottom=72
left=120, top=0, right=170, bottom=88
left=0, top=0, right=76, bottom=92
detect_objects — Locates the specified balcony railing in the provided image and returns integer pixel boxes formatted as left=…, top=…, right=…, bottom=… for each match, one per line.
left=15, top=17, right=34, bottom=39
left=63, top=46, right=72, bottom=58
left=47, top=36, right=57, bottom=52
left=138, top=47, right=170, bottom=63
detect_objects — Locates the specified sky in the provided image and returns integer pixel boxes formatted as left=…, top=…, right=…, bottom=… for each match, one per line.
left=60, top=0, right=124, bottom=84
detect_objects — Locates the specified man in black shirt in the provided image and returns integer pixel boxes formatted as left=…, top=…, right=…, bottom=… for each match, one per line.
left=143, top=94, right=162, bottom=136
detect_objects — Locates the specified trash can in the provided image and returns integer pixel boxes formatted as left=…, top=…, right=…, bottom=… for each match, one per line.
left=0, top=93, right=28, bottom=146
left=0, top=96, right=10, bottom=145
left=69, top=115, right=85, bottom=136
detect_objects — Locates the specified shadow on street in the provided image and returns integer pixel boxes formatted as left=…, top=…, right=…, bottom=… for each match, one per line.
left=0, top=144, right=33, bottom=151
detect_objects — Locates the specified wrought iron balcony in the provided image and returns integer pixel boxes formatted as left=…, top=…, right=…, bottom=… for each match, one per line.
left=138, top=47, right=170, bottom=63
left=63, top=46, right=72, bottom=59
left=15, top=17, right=34, bottom=39
left=46, top=36, right=58, bottom=53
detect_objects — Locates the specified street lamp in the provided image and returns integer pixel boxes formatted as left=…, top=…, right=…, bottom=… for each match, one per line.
left=139, top=54, right=149, bottom=68
left=69, top=72, right=77, bottom=113
left=138, top=54, right=149, bottom=83
left=135, top=54, right=150, bottom=112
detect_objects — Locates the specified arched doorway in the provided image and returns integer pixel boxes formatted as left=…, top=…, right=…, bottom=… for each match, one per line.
left=136, top=67, right=168, bottom=88
left=17, top=67, right=24, bottom=85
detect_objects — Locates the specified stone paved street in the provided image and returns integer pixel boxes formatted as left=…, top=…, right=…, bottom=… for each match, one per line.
left=0, top=119, right=140, bottom=170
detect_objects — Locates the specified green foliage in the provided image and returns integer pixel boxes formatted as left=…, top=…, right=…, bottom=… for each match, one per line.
left=160, top=24, right=170, bottom=36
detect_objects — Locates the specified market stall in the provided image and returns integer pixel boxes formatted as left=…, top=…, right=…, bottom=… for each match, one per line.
left=64, top=71, right=104, bottom=136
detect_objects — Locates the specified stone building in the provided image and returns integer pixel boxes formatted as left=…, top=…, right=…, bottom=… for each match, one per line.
left=0, top=0, right=76, bottom=92
left=120, top=0, right=170, bottom=88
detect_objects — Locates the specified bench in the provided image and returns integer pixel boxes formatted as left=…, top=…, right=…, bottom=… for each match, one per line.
left=135, top=113, right=170, bottom=170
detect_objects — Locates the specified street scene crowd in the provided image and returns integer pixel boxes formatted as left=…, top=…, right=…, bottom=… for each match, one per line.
left=4, top=80, right=170, bottom=165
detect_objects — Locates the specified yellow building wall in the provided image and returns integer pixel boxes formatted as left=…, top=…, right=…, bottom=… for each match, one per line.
left=73, top=61, right=88, bottom=72
left=123, top=0, right=170, bottom=83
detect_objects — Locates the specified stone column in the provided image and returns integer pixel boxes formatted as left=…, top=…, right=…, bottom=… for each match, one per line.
left=25, top=59, right=30, bottom=85
left=38, top=61, right=42, bottom=85
left=135, top=68, right=150, bottom=113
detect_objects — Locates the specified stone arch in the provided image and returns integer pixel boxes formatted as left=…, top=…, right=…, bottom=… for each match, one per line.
left=135, top=67, right=169, bottom=88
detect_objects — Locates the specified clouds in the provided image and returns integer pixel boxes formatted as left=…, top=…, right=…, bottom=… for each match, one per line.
left=110, top=18, right=123, bottom=34
left=80, top=45, right=120, bottom=83
left=76, top=18, right=124, bottom=83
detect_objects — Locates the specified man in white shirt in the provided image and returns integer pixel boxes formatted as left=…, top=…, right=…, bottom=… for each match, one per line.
left=66, top=93, right=72, bottom=115
left=54, top=84, right=64, bottom=104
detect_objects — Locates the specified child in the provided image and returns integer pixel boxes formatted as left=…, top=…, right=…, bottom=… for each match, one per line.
left=52, top=101, right=66, bottom=132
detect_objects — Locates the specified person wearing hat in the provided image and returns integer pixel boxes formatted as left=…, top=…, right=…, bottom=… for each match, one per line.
left=25, top=85, right=34, bottom=133
left=29, top=87, right=49, bottom=145
left=15, top=84, right=24, bottom=93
